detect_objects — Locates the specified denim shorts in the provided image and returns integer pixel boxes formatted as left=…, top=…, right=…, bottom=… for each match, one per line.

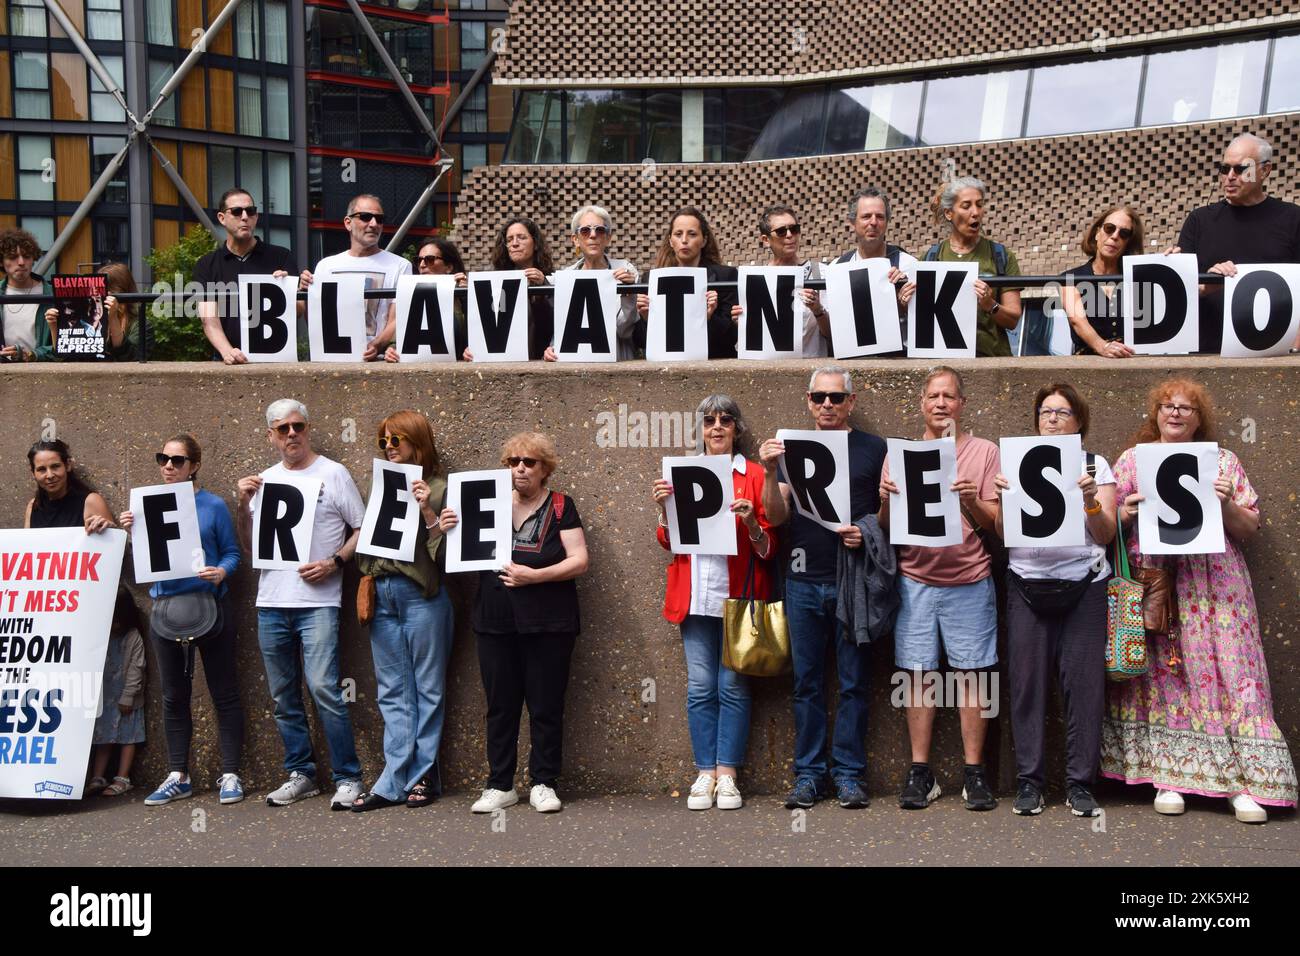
left=892, top=575, right=998, bottom=671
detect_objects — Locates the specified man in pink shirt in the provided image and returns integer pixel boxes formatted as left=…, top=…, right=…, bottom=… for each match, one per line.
left=878, top=366, right=1001, bottom=811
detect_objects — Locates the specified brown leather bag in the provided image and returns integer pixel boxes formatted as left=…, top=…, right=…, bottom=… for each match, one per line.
left=357, top=574, right=376, bottom=626
left=1133, top=566, right=1173, bottom=635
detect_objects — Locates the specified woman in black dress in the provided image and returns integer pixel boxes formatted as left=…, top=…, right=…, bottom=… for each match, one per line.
left=24, top=439, right=115, bottom=532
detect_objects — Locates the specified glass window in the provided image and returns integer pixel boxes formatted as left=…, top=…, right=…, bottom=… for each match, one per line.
left=240, top=150, right=264, bottom=205
left=210, top=146, right=237, bottom=202
left=8, top=0, right=47, bottom=37
left=266, top=153, right=292, bottom=215
left=644, top=90, right=682, bottom=162
left=566, top=89, right=641, bottom=163
left=266, top=1, right=290, bottom=64
left=266, top=76, right=290, bottom=139
left=93, top=219, right=129, bottom=263
left=238, top=74, right=263, bottom=137
left=86, top=0, right=123, bottom=41
left=21, top=217, right=56, bottom=251
left=505, top=90, right=563, bottom=164
left=461, top=21, right=487, bottom=70
left=92, top=137, right=129, bottom=205
left=747, top=87, right=826, bottom=159
left=148, top=60, right=177, bottom=126
left=823, top=80, right=923, bottom=152
left=18, top=136, right=55, bottom=201
left=724, top=88, right=783, bottom=161
left=147, top=0, right=174, bottom=45
left=920, top=69, right=1028, bottom=145
left=1026, top=56, right=1141, bottom=135
left=14, top=52, right=51, bottom=120
left=269, top=227, right=293, bottom=251
left=91, top=56, right=126, bottom=122
left=460, top=84, right=488, bottom=133
left=1266, top=34, right=1300, bottom=114
left=237, top=3, right=260, bottom=59
left=1140, top=40, right=1268, bottom=125
left=463, top=142, right=488, bottom=172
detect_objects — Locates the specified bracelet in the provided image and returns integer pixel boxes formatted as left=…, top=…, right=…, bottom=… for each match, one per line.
left=1084, top=500, right=1102, bottom=515
left=747, top=526, right=764, bottom=542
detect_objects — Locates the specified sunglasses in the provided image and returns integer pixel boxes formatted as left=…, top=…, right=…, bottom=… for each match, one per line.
left=702, top=414, right=735, bottom=427
left=1100, top=222, right=1133, bottom=240
left=768, top=224, right=801, bottom=238
left=576, top=225, right=609, bottom=238
left=808, top=391, right=849, bottom=405
left=377, top=434, right=406, bottom=450
left=1215, top=163, right=1256, bottom=176
left=350, top=211, right=385, bottom=224
left=222, top=205, right=258, bottom=219
left=506, top=456, right=539, bottom=468
left=418, top=255, right=446, bottom=269
left=155, top=453, right=191, bottom=467
left=273, top=421, right=308, bottom=435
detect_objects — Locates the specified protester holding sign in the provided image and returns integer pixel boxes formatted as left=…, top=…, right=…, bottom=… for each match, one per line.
left=730, top=204, right=830, bottom=356
left=351, top=411, right=456, bottom=811
left=825, top=187, right=909, bottom=356
left=561, top=205, right=642, bottom=359
left=992, top=384, right=1116, bottom=818
left=461, top=217, right=557, bottom=362
left=878, top=366, right=1001, bottom=811
left=44, top=263, right=144, bottom=362
left=383, top=238, right=469, bottom=363
left=1060, top=206, right=1144, bottom=357
left=235, top=399, right=367, bottom=810
left=760, top=367, right=886, bottom=810
left=24, top=440, right=115, bottom=533
left=1102, top=379, right=1297, bottom=822
left=636, top=206, right=738, bottom=358
left=443, top=433, right=588, bottom=815
left=87, top=588, right=146, bottom=797
left=116, top=435, right=245, bottom=807
left=652, top=395, right=775, bottom=811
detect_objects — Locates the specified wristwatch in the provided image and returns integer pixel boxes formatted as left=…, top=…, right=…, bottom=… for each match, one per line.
left=331, top=553, right=345, bottom=570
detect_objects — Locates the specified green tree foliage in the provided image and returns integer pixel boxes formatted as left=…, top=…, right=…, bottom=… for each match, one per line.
left=143, top=226, right=218, bottom=361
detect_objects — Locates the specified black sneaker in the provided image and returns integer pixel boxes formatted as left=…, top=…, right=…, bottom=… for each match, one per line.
left=961, top=766, right=997, bottom=811
left=1067, top=784, right=1101, bottom=817
left=784, top=777, right=821, bottom=809
left=898, top=764, right=940, bottom=810
left=835, top=778, right=870, bottom=809
left=1012, top=782, right=1045, bottom=816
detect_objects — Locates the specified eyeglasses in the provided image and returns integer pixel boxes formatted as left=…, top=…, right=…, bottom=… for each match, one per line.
left=350, top=211, right=384, bottom=224
left=222, top=205, right=258, bottom=219
left=769, top=224, right=801, bottom=238
left=1037, top=407, right=1075, bottom=421
left=506, top=456, right=539, bottom=468
left=702, top=414, right=735, bottom=427
left=155, top=453, right=191, bottom=467
left=1100, top=222, right=1133, bottom=240
left=418, top=255, right=446, bottom=269
left=808, top=391, right=849, bottom=405
left=1158, top=403, right=1198, bottom=416
left=377, top=434, right=406, bottom=451
left=576, top=225, right=609, bottom=238
left=273, top=421, right=308, bottom=435
left=1215, top=162, right=1256, bottom=176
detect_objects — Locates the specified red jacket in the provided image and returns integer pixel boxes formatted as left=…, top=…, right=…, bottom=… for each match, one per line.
left=657, top=457, right=778, bottom=624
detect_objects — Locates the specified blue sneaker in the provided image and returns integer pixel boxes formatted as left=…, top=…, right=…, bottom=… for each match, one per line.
left=784, top=778, right=822, bottom=809
left=835, top=778, right=870, bottom=809
left=144, top=772, right=193, bottom=807
left=218, top=773, right=245, bottom=805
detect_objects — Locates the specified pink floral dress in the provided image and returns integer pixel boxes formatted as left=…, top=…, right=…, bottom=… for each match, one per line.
left=1100, top=446, right=1297, bottom=806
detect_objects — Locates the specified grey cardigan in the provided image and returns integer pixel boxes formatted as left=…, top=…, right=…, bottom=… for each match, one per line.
left=835, top=515, right=900, bottom=646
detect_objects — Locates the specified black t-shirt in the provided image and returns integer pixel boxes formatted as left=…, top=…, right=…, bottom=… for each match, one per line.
left=779, top=428, right=887, bottom=584
left=191, top=240, right=298, bottom=355
left=1176, top=197, right=1300, bottom=353
left=1063, top=260, right=1121, bottom=354
left=473, top=491, right=583, bottom=635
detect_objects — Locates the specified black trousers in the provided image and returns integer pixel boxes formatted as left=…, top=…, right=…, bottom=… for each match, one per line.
left=1006, top=579, right=1107, bottom=790
left=476, top=630, right=576, bottom=790
left=151, top=593, right=245, bottom=775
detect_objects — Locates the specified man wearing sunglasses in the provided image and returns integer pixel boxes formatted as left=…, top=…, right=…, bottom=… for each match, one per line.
left=193, top=188, right=297, bottom=365
left=1167, top=133, right=1300, bottom=353
left=236, top=399, right=368, bottom=809
left=302, top=193, right=412, bottom=361
left=759, top=366, right=888, bottom=810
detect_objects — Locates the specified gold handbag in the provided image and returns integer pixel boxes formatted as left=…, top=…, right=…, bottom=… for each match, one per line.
left=722, top=556, right=790, bottom=677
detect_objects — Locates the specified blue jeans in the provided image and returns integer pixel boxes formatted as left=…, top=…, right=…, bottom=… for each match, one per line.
left=257, top=606, right=361, bottom=783
left=786, top=577, right=872, bottom=785
left=680, top=614, right=751, bottom=768
left=369, top=577, right=454, bottom=801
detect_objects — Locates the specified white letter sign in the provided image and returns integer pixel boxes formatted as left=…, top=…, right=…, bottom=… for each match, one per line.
left=445, top=470, right=512, bottom=572
left=887, top=437, right=961, bottom=546
left=661, top=455, right=736, bottom=555
left=129, top=482, right=202, bottom=584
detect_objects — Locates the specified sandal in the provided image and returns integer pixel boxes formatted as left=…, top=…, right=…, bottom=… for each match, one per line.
left=102, top=776, right=133, bottom=797
left=86, top=776, right=108, bottom=794
left=406, top=780, right=437, bottom=808
left=350, top=791, right=401, bottom=812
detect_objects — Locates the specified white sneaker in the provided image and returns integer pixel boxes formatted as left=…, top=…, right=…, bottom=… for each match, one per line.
left=265, top=771, right=320, bottom=806
left=330, top=778, right=364, bottom=811
left=471, top=787, right=519, bottom=813
left=686, top=773, right=715, bottom=810
left=1153, top=789, right=1186, bottom=815
left=715, top=774, right=743, bottom=810
left=529, top=784, right=563, bottom=813
left=1230, top=793, right=1267, bottom=824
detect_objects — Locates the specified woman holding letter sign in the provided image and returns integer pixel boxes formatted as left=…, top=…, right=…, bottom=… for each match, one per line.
left=351, top=411, right=455, bottom=811
left=443, top=432, right=588, bottom=814
left=462, top=217, right=556, bottom=361
left=117, top=434, right=246, bottom=806
left=992, top=385, right=1116, bottom=817
left=1102, top=379, right=1297, bottom=821
left=562, top=205, right=642, bottom=359
left=652, top=395, right=775, bottom=811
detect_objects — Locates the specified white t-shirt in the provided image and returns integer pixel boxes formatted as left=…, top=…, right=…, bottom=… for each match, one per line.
left=4, top=284, right=39, bottom=353
left=1008, top=452, right=1116, bottom=582
left=311, top=249, right=412, bottom=338
left=252, top=454, right=366, bottom=608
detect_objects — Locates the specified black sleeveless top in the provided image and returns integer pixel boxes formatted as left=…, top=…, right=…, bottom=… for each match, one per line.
left=29, top=487, right=90, bottom=529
